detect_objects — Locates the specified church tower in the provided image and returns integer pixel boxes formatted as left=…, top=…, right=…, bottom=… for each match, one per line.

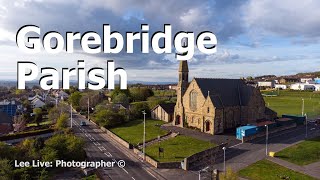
left=174, top=60, right=189, bottom=127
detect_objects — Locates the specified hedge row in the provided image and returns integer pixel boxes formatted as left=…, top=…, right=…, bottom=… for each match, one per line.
left=0, top=128, right=54, bottom=141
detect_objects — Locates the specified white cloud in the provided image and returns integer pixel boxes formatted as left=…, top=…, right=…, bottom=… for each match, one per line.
left=243, top=0, right=320, bottom=39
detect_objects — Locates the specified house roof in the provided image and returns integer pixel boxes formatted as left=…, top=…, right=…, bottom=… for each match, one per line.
left=0, top=112, right=13, bottom=124
left=158, top=103, right=175, bottom=114
left=194, top=78, right=254, bottom=107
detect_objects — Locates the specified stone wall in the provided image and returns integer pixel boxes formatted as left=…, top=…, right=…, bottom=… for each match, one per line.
left=100, top=127, right=133, bottom=149
left=243, top=123, right=297, bottom=142
left=182, top=143, right=227, bottom=170
left=133, top=147, right=181, bottom=169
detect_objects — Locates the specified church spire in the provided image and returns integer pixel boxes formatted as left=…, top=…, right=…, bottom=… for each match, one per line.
left=178, top=60, right=189, bottom=96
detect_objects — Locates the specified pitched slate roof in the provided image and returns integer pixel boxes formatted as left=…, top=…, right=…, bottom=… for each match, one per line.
left=158, top=103, right=175, bottom=114
left=194, top=78, right=254, bottom=107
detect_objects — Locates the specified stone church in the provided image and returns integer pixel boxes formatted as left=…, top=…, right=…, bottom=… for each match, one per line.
left=174, top=60, right=276, bottom=135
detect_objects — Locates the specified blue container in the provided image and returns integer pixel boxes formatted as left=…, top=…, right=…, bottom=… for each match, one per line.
left=282, top=115, right=305, bottom=125
left=315, top=78, right=320, bottom=84
left=236, top=125, right=258, bottom=140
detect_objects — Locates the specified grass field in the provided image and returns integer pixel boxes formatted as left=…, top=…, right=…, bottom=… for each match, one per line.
left=239, top=159, right=316, bottom=180
left=145, top=135, right=215, bottom=162
left=275, top=137, right=320, bottom=165
left=109, top=119, right=168, bottom=145
left=263, top=90, right=320, bottom=118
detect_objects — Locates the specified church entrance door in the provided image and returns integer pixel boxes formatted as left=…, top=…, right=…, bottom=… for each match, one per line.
left=205, top=121, right=210, bottom=132
left=175, top=115, right=181, bottom=125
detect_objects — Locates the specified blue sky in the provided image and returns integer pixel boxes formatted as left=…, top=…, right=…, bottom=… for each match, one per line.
left=0, top=0, right=320, bottom=82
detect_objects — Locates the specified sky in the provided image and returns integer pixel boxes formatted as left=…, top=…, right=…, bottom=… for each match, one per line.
left=0, top=0, right=320, bottom=83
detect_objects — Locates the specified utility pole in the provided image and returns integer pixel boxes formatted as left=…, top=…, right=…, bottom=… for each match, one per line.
left=222, top=147, right=226, bottom=173
left=87, top=97, right=90, bottom=121
left=70, top=104, right=73, bottom=128
left=305, top=113, right=308, bottom=138
left=302, top=98, right=305, bottom=116
left=265, top=125, right=268, bottom=156
left=142, top=110, right=146, bottom=160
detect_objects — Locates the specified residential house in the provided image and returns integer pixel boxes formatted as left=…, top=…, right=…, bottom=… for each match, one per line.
left=279, top=77, right=299, bottom=84
left=0, top=112, right=13, bottom=135
left=0, top=100, right=18, bottom=117
left=31, top=98, right=46, bottom=109
left=54, top=90, right=69, bottom=100
left=300, top=78, right=313, bottom=83
left=290, top=83, right=315, bottom=91
left=275, top=84, right=287, bottom=90
left=257, top=81, right=275, bottom=89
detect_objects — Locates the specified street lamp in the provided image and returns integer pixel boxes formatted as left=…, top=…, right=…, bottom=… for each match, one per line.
left=198, top=166, right=209, bottom=180
left=142, top=110, right=146, bottom=160
left=265, top=125, right=269, bottom=156
left=305, top=113, right=308, bottom=138
left=302, top=98, right=305, bottom=116
left=87, top=97, right=90, bottom=121
left=70, top=104, right=73, bottom=128
left=222, top=147, right=226, bottom=173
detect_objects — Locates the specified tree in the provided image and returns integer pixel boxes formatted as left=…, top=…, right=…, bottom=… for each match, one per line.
left=13, top=115, right=27, bottom=132
left=33, top=108, right=43, bottom=126
left=0, top=159, right=13, bottom=180
left=55, top=113, right=69, bottom=130
left=68, top=91, right=82, bottom=109
left=20, top=139, right=40, bottom=160
left=147, top=96, right=166, bottom=109
left=110, top=86, right=130, bottom=100
left=44, top=134, right=85, bottom=161
left=130, top=87, right=153, bottom=101
left=130, top=102, right=150, bottom=119
left=48, top=103, right=69, bottom=123
left=94, top=109, right=124, bottom=128
left=113, top=93, right=130, bottom=104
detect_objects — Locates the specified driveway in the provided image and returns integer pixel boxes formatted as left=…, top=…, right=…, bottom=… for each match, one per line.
left=161, top=124, right=241, bottom=146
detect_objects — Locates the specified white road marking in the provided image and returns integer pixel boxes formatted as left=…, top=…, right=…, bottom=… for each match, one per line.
left=104, top=152, right=112, bottom=157
left=93, top=141, right=100, bottom=146
left=91, top=137, right=95, bottom=141
left=85, top=134, right=88, bottom=137
left=98, top=146, right=106, bottom=151
left=143, top=168, right=156, bottom=179
left=132, top=177, right=135, bottom=180
left=229, top=143, right=242, bottom=148
left=112, top=158, right=128, bottom=173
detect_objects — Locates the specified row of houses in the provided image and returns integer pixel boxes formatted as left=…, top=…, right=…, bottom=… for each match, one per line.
left=257, top=77, right=320, bottom=91
left=0, top=89, right=70, bottom=135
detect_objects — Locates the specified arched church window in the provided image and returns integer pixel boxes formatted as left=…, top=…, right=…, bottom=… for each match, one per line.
left=190, top=90, right=197, bottom=110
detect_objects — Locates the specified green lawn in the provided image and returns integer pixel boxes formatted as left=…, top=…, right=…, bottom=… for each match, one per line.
left=275, top=137, right=320, bottom=165
left=263, top=90, right=320, bottom=118
left=109, top=119, right=167, bottom=145
left=145, top=135, right=215, bottom=162
left=239, top=159, right=316, bottom=180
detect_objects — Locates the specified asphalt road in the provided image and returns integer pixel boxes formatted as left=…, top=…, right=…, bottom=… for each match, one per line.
left=209, top=122, right=320, bottom=172
left=72, top=114, right=156, bottom=180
